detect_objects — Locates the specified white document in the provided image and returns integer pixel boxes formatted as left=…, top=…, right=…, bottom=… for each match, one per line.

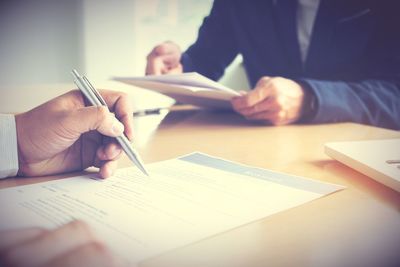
left=0, top=153, right=343, bottom=264
left=325, top=139, right=400, bottom=192
left=114, top=72, right=240, bottom=109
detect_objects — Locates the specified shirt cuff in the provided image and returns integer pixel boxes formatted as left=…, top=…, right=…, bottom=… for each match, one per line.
left=0, top=114, right=19, bottom=178
left=296, top=80, right=318, bottom=123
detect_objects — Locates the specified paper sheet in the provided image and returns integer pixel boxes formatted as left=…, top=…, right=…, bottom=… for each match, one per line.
left=114, top=73, right=240, bottom=109
left=0, top=153, right=344, bottom=264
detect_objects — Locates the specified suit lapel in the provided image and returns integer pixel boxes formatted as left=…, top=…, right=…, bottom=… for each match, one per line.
left=274, top=0, right=303, bottom=75
left=305, top=0, right=341, bottom=74
left=305, top=0, right=374, bottom=75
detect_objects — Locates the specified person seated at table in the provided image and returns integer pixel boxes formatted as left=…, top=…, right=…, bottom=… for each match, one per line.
left=146, top=0, right=400, bottom=129
left=0, top=90, right=132, bottom=267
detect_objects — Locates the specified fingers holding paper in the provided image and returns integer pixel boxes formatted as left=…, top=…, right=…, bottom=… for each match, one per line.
left=231, top=76, right=306, bottom=126
left=0, top=220, right=126, bottom=267
left=146, top=41, right=183, bottom=75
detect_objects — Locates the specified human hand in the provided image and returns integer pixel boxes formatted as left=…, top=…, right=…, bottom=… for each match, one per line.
left=15, top=90, right=134, bottom=178
left=231, top=77, right=306, bottom=125
left=0, top=220, right=126, bottom=267
left=145, top=41, right=183, bottom=75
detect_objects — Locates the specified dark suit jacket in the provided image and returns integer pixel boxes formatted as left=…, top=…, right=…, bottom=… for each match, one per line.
left=181, top=0, right=400, bottom=129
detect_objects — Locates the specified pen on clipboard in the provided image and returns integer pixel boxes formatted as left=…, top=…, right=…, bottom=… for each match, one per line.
left=133, top=108, right=164, bottom=117
left=71, top=69, right=149, bottom=176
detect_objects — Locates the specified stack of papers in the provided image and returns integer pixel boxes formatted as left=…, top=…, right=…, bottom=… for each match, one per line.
left=325, top=139, right=400, bottom=192
left=114, top=72, right=240, bottom=109
left=0, top=152, right=344, bottom=264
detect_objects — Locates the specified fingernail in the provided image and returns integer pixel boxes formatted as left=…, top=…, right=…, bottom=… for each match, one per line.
left=99, top=149, right=106, bottom=159
left=111, top=120, right=124, bottom=135
left=111, top=147, right=122, bottom=158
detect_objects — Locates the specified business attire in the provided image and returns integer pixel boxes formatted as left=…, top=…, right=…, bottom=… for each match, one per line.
left=181, top=0, right=400, bottom=129
left=0, top=114, right=18, bottom=178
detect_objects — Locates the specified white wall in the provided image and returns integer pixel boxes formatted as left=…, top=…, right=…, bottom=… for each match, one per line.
left=0, top=0, right=249, bottom=90
left=0, top=0, right=214, bottom=84
left=0, top=0, right=84, bottom=86
left=82, top=0, right=137, bottom=80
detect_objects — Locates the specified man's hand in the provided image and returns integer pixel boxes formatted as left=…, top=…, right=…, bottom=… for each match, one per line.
left=146, top=41, right=183, bottom=75
left=15, top=90, right=134, bottom=178
left=231, top=77, right=306, bottom=125
left=0, top=220, right=126, bottom=267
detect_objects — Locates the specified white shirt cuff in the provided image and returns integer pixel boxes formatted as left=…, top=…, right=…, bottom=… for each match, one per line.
left=0, top=114, right=19, bottom=178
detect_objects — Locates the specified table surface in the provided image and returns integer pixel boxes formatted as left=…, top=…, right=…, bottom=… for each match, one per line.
left=1, top=84, right=400, bottom=267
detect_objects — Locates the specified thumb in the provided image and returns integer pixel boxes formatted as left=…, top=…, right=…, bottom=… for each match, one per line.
left=67, top=106, right=125, bottom=137
left=160, top=54, right=180, bottom=66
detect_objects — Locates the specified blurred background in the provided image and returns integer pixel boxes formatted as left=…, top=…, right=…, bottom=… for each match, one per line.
left=0, top=0, right=249, bottom=116
left=0, top=0, right=213, bottom=85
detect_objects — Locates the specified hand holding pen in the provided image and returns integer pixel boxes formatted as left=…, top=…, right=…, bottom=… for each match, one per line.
left=15, top=89, right=135, bottom=178
left=72, top=69, right=149, bottom=176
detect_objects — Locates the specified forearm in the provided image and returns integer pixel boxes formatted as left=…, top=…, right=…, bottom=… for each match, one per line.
left=0, top=114, right=18, bottom=178
left=301, top=79, right=400, bottom=130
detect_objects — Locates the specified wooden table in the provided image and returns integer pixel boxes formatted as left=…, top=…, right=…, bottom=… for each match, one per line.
left=1, top=85, right=400, bottom=267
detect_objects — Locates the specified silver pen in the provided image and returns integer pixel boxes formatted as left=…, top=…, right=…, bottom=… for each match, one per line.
left=71, top=69, right=149, bottom=176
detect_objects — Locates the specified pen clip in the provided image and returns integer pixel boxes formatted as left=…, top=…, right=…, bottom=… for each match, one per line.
left=83, top=76, right=107, bottom=106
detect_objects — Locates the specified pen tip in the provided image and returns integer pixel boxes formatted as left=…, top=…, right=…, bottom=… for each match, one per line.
left=139, top=166, right=150, bottom=177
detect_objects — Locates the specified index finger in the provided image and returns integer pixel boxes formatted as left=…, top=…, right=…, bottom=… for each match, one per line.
left=147, top=43, right=177, bottom=60
left=99, top=90, right=134, bottom=141
left=160, top=53, right=181, bottom=67
left=146, top=56, right=167, bottom=75
left=154, top=42, right=179, bottom=55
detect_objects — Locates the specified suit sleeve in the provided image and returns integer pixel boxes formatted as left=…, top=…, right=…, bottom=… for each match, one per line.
left=301, top=3, right=400, bottom=130
left=181, top=0, right=239, bottom=81
left=300, top=79, right=400, bottom=130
